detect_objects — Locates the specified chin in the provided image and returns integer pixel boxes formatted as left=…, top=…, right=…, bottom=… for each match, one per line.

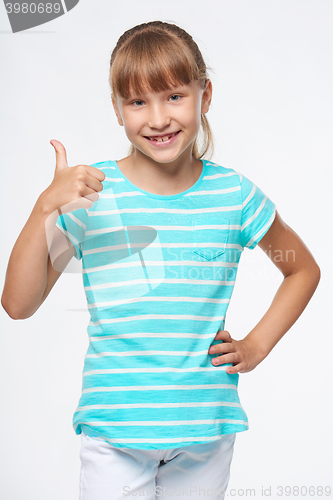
left=150, top=152, right=184, bottom=164
left=134, top=147, right=178, bottom=163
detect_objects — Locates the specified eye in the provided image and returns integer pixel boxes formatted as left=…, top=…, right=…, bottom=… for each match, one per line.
left=131, top=100, right=145, bottom=107
left=169, top=94, right=181, bottom=102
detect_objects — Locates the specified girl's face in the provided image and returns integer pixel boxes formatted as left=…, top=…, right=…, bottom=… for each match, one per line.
left=111, top=79, right=212, bottom=165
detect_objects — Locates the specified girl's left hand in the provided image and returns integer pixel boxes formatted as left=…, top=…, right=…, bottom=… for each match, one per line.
left=208, top=330, right=265, bottom=374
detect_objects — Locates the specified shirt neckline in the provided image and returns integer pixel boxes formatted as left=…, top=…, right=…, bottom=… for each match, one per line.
left=111, top=158, right=206, bottom=200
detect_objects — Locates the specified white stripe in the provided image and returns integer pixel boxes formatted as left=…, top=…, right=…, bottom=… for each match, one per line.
left=99, top=191, right=144, bottom=199
left=186, top=186, right=241, bottom=196
left=76, top=402, right=242, bottom=411
left=78, top=418, right=241, bottom=426
left=89, top=331, right=227, bottom=341
left=85, top=224, right=241, bottom=236
left=87, top=206, right=243, bottom=216
left=241, top=196, right=268, bottom=231
left=88, top=297, right=230, bottom=310
left=85, top=279, right=234, bottom=292
left=66, top=212, right=86, bottom=230
left=84, top=261, right=237, bottom=275
left=104, top=177, right=125, bottom=182
left=56, top=226, right=81, bottom=247
left=204, top=172, right=239, bottom=179
left=247, top=207, right=276, bottom=248
left=82, top=384, right=237, bottom=393
left=88, top=313, right=226, bottom=326
left=242, top=185, right=256, bottom=209
left=85, top=349, right=216, bottom=359
left=83, top=366, right=230, bottom=376
left=83, top=242, right=242, bottom=256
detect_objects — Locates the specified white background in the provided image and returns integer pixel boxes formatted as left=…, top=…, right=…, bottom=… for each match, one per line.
left=0, top=1, right=332, bottom=499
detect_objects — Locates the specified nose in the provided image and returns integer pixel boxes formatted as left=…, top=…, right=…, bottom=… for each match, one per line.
left=147, top=103, right=171, bottom=130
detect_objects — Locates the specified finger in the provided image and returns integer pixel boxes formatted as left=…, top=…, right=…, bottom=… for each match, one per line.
left=209, top=342, right=234, bottom=355
left=72, top=164, right=106, bottom=185
left=50, top=139, right=68, bottom=170
left=84, top=165, right=106, bottom=183
left=69, top=166, right=105, bottom=195
left=226, top=363, right=245, bottom=375
left=214, top=330, right=232, bottom=342
left=211, top=352, right=238, bottom=366
left=83, top=172, right=105, bottom=193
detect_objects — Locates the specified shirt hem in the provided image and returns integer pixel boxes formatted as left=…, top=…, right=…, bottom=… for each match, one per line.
left=76, top=423, right=249, bottom=450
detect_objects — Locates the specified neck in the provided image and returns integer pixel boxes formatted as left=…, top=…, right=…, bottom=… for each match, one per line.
left=117, top=149, right=203, bottom=196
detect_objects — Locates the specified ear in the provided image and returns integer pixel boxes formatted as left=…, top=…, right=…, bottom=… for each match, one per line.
left=201, top=79, right=212, bottom=115
left=111, top=93, right=124, bottom=126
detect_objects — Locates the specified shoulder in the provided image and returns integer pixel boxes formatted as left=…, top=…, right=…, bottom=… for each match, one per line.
left=203, top=159, right=239, bottom=177
left=202, top=160, right=242, bottom=192
left=202, top=160, right=270, bottom=196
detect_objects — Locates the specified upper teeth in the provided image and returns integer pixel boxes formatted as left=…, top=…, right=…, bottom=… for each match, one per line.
left=150, top=132, right=177, bottom=142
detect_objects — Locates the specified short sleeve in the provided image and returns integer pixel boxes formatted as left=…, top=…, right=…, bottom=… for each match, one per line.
left=238, top=173, right=276, bottom=250
left=55, top=208, right=87, bottom=260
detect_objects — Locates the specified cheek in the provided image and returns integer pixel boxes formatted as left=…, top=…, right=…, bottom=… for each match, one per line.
left=188, top=102, right=202, bottom=129
left=187, top=110, right=202, bottom=132
left=179, top=108, right=200, bottom=130
left=123, top=116, right=138, bottom=136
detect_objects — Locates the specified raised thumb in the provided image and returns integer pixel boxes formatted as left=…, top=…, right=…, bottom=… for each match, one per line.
left=50, top=139, right=69, bottom=170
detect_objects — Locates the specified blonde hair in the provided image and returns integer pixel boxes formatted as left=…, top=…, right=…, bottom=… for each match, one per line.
left=109, top=20, right=214, bottom=160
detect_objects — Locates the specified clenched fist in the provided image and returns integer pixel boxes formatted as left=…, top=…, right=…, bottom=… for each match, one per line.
left=42, top=139, right=106, bottom=215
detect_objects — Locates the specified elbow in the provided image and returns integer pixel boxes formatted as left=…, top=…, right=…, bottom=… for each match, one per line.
left=313, top=262, right=321, bottom=287
left=1, top=296, right=33, bottom=320
left=309, top=253, right=321, bottom=284
left=1, top=301, right=20, bottom=320
left=284, top=260, right=321, bottom=294
left=304, top=261, right=321, bottom=294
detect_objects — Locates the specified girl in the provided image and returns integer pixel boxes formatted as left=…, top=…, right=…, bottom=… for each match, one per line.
left=1, top=20, right=320, bottom=500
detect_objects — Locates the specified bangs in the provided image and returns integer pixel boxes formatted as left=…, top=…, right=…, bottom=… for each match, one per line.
left=110, top=31, right=201, bottom=99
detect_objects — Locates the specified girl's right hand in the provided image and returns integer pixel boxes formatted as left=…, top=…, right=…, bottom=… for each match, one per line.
left=41, top=139, right=106, bottom=215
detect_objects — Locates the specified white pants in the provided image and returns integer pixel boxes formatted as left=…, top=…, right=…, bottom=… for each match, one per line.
left=79, top=432, right=236, bottom=500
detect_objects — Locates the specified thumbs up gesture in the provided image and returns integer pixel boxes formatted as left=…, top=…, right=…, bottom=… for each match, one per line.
left=42, top=139, right=106, bottom=215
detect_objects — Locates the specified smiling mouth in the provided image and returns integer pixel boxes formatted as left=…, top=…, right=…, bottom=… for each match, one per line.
left=145, top=131, right=180, bottom=142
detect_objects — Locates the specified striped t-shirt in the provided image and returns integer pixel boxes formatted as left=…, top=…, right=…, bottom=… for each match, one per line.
left=55, top=158, right=276, bottom=450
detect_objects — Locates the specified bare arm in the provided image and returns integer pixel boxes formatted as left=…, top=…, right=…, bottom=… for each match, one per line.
left=208, top=211, right=321, bottom=373
left=1, top=139, right=105, bottom=320
left=1, top=199, right=75, bottom=320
